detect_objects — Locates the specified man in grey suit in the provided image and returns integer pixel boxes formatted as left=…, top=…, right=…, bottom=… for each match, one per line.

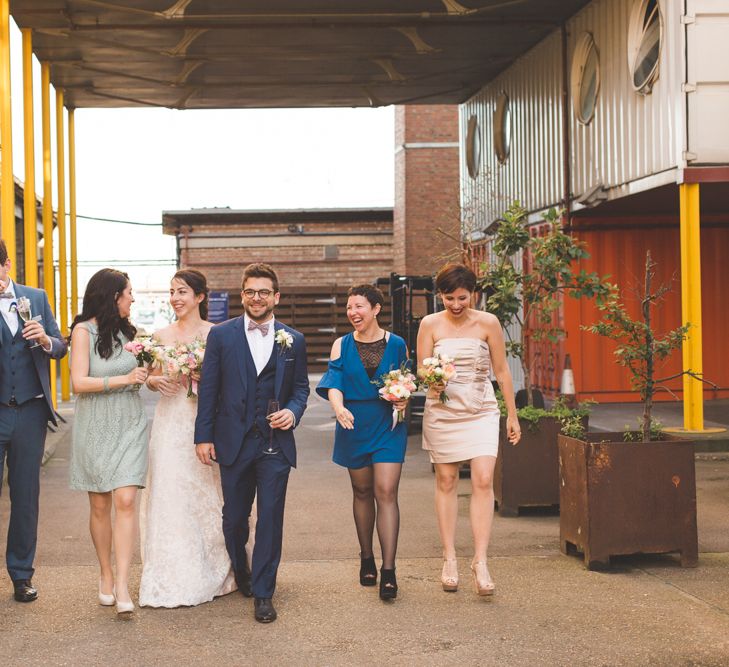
left=0, top=240, right=67, bottom=602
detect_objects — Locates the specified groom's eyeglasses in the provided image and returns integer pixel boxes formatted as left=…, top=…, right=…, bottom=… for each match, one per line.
left=242, top=289, right=274, bottom=299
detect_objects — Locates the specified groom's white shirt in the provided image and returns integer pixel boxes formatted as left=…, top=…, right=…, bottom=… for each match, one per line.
left=0, top=280, right=52, bottom=355
left=0, top=279, right=19, bottom=336
left=244, top=313, right=275, bottom=375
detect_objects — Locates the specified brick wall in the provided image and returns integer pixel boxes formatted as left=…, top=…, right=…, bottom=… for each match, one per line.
left=394, top=105, right=461, bottom=276
left=165, top=210, right=394, bottom=293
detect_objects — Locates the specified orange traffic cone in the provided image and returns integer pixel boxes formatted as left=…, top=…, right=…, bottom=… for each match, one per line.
left=559, top=354, right=577, bottom=408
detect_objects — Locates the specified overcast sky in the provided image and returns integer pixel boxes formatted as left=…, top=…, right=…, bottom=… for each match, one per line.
left=7, top=20, right=395, bottom=292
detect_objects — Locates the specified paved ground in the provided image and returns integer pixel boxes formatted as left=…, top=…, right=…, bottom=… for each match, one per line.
left=589, top=398, right=729, bottom=448
left=1, top=388, right=729, bottom=666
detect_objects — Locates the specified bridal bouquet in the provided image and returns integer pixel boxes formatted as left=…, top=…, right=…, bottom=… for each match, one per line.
left=417, top=353, right=457, bottom=404
left=375, top=365, right=418, bottom=428
left=123, top=337, right=157, bottom=367
left=156, top=339, right=206, bottom=398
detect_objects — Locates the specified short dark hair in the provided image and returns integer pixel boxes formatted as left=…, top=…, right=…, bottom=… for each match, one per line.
left=173, top=268, right=209, bottom=320
left=0, top=239, right=8, bottom=265
left=347, top=284, right=384, bottom=309
left=435, top=263, right=477, bottom=294
left=242, top=263, right=279, bottom=292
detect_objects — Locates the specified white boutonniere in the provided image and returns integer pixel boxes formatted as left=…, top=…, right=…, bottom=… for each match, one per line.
left=275, top=329, right=294, bottom=354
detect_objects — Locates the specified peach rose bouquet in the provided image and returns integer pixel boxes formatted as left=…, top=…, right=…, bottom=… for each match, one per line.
left=417, top=353, right=457, bottom=404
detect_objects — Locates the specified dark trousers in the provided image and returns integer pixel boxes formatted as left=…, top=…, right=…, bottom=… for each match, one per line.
left=0, top=399, right=49, bottom=582
left=220, top=431, right=291, bottom=599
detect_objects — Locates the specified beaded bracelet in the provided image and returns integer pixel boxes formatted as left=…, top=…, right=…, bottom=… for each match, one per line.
left=103, top=376, right=110, bottom=393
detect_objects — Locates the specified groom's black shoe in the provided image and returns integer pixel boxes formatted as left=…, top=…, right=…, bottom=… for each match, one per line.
left=254, top=597, right=277, bottom=623
left=13, top=579, right=38, bottom=603
left=235, top=567, right=253, bottom=598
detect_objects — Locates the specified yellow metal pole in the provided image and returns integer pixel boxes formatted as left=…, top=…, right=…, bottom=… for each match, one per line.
left=68, top=108, right=78, bottom=318
left=679, top=182, right=704, bottom=431
left=22, top=29, right=38, bottom=287
left=41, top=63, right=58, bottom=408
left=0, top=0, right=16, bottom=268
left=56, top=90, right=70, bottom=400
left=41, top=64, right=57, bottom=408
left=41, top=65, right=53, bottom=297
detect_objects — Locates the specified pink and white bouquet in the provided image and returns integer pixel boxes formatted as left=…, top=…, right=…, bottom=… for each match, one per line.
left=417, top=353, right=457, bottom=404
left=375, top=365, right=418, bottom=428
left=156, top=339, right=206, bottom=398
left=123, top=337, right=157, bottom=367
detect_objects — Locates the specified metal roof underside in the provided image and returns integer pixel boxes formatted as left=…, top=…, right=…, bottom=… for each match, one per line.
left=10, top=0, right=590, bottom=109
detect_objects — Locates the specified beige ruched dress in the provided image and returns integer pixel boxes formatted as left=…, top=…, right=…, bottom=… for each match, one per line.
left=422, top=337, right=500, bottom=463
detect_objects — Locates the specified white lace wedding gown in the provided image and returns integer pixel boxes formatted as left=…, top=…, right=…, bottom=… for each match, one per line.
left=139, top=389, right=236, bottom=607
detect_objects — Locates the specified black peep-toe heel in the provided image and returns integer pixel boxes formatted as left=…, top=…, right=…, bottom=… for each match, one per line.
left=379, top=568, right=398, bottom=600
left=359, top=555, right=377, bottom=587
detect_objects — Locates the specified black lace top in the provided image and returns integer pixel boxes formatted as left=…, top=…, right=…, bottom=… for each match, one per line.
left=355, top=336, right=387, bottom=379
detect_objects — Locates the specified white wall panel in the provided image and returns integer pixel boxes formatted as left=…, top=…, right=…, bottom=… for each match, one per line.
left=568, top=0, right=684, bottom=198
left=460, top=0, right=691, bottom=226
left=687, top=0, right=729, bottom=163
left=460, top=30, right=564, bottom=230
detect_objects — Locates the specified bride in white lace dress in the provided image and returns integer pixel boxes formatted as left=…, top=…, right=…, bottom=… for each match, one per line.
left=139, top=270, right=236, bottom=607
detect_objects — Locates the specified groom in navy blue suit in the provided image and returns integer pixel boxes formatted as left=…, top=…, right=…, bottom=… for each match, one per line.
left=195, top=263, right=309, bottom=623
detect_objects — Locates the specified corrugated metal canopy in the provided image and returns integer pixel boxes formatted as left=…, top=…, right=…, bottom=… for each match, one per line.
left=10, top=0, right=590, bottom=109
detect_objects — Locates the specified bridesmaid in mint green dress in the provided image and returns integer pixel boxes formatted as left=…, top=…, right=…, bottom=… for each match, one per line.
left=69, top=269, right=149, bottom=617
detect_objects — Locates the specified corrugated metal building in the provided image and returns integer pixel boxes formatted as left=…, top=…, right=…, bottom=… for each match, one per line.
left=460, top=0, right=729, bottom=404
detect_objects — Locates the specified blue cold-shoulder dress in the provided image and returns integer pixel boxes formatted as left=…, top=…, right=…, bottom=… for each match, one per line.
left=316, top=332, right=408, bottom=469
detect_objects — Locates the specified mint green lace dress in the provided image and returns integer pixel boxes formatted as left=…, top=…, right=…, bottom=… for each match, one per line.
left=69, top=322, right=148, bottom=492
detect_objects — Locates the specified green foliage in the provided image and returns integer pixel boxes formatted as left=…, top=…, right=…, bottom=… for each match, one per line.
left=560, top=413, right=587, bottom=439
left=623, top=426, right=639, bottom=442
left=478, top=202, right=612, bottom=406
left=496, top=391, right=592, bottom=436
left=623, top=418, right=664, bottom=442
left=583, top=296, right=689, bottom=401
left=585, top=251, right=689, bottom=442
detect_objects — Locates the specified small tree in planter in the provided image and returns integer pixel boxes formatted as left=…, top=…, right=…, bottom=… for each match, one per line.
left=583, top=250, right=690, bottom=441
left=559, top=251, right=699, bottom=569
left=477, top=202, right=611, bottom=515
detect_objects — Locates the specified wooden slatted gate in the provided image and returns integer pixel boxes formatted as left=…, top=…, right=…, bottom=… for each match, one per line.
left=228, top=285, right=392, bottom=373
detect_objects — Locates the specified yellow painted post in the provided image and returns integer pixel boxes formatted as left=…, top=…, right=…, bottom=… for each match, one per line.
left=56, top=90, right=70, bottom=400
left=68, top=108, right=77, bottom=318
left=41, top=64, right=57, bottom=408
left=22, top=29, right=38, bottom=287
left=0, top=0, right=16, bottom=267
left=679, top=183, right=704, bottom=431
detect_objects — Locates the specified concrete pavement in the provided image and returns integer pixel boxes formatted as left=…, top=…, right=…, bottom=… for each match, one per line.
left=1, top=387, right=728, bottom=666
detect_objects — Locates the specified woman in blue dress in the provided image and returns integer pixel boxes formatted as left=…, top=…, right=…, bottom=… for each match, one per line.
left=317, top=284, right=409, bottom=601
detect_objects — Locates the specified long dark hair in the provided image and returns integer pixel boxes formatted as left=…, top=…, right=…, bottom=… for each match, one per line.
left=70, top=268, right=137, bottom=359
left=173, top=268, right=209, bottom=320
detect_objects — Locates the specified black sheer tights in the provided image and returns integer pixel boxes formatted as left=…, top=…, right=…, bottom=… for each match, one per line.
left=348, top=463, right=403, bottom=570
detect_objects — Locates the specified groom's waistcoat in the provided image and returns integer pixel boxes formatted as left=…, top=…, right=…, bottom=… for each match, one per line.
left=245, top=346, right=278, bottom=439
left=0, top=317, right=44, bottom=405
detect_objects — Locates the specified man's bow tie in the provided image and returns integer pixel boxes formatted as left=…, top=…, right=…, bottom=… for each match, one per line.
left=247, top=320, right=271, bottom=336
left=0, top=292, right=15, bottom=299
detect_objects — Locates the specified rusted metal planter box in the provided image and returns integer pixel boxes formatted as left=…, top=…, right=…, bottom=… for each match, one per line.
left=558, top=433, right=698, bottom=570
left=494, top=415, right=569, bottom=517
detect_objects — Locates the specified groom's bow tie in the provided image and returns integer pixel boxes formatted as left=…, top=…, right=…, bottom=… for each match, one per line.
left=0, top=292, right=14, bottom=299
left=247, top=320, right=271, bottom=336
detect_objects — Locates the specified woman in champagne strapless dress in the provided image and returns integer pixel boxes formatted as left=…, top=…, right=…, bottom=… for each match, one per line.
left=417, top=263, right=521, bottom=597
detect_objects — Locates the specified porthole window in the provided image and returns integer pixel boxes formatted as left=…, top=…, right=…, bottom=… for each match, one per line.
left=465, top=114, right=481, bottom=178
left=493, top=92, right=511, bottom=164
left=571, top=33, right=600, bottom=125
left=627, top=0, right=662, bottom=94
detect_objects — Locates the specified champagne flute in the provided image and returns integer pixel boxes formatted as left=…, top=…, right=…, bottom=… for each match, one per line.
left=266, top=399, right=280, bottom=453
left=15, top=297, right=42, bottom=348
